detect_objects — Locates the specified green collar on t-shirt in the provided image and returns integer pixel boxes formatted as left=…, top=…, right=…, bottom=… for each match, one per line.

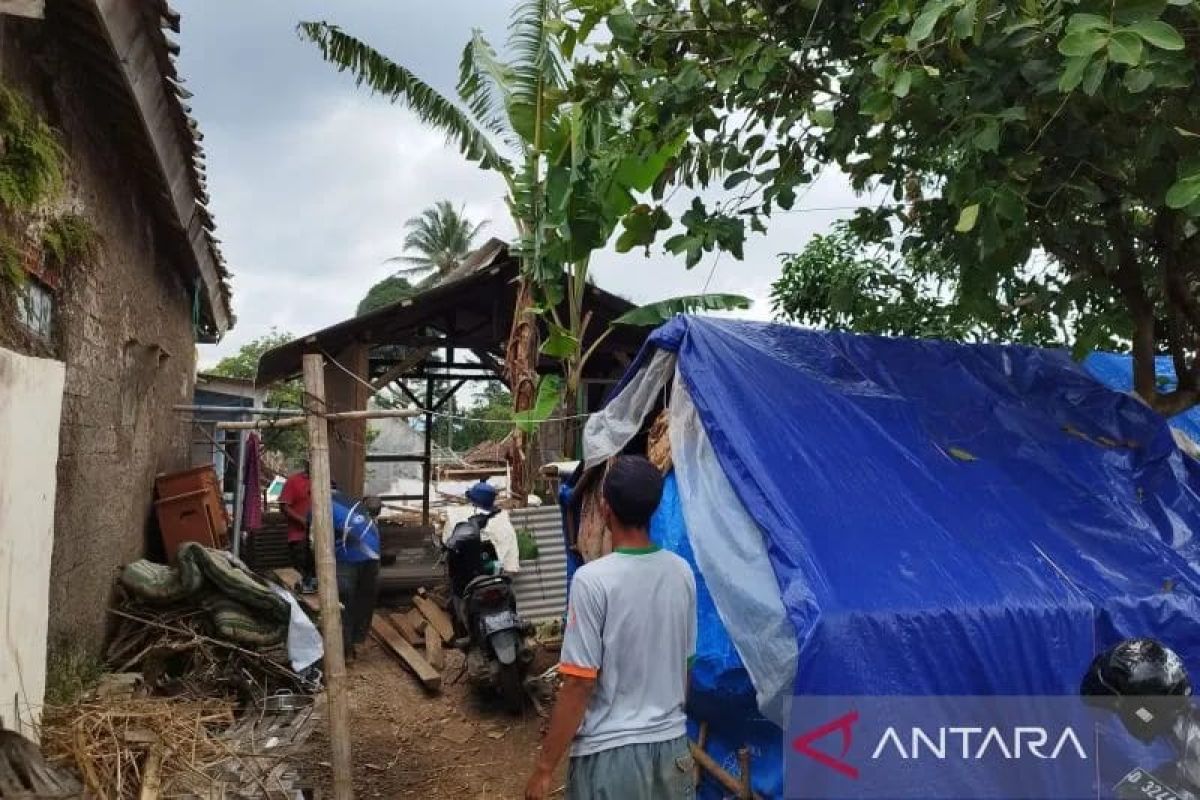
left=614, top=544, right=661, bottom=555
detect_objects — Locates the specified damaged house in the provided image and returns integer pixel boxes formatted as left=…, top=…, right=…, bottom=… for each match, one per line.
left=0, top=0, right=231, bottom=732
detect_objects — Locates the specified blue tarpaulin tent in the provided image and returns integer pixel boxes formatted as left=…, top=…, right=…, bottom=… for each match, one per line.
left=570, top=318, right=1200, bottom=798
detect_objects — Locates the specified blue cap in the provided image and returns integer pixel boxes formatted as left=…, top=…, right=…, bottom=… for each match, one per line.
left=466, top=480, right=498, bottom=511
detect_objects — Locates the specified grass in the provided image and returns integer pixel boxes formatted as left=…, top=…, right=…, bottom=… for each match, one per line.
left=517, top=528, right=540, bottom=561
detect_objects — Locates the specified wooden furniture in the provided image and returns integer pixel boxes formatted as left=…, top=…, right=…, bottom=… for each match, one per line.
left=154, top=465, right=228, bottom=561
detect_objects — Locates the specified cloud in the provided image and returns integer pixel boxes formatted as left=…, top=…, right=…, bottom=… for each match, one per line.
left=176, top=1, right=861, bottom=368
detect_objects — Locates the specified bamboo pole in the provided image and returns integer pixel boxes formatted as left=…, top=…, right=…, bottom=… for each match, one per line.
left=214, top=408, right=421, bottom=430
left=303, top=353, right=354, bottom=800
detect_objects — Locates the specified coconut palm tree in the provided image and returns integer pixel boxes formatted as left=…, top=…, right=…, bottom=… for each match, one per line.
left=389, top=200, right=488, bottom=283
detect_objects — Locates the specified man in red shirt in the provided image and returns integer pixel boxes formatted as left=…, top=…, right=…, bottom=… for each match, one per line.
left=280, top=460, right=316, bottom=592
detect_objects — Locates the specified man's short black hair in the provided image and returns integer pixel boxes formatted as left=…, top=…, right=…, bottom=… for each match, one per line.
left=602, top=455, right=663, bottom=528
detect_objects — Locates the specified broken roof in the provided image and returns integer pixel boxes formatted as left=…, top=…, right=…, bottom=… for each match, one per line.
left=255, top=239, right=644, bottom=387
left=53, top=0, right=232, bottom=339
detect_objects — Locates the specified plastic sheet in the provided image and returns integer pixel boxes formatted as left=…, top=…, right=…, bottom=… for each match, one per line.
left=582, top=348, right=675, bottom=468
left=651, top=473, right=784, bottom=799
left=669, top=373, right=797, bottom=726
left=632, top=318, right=1200, bottom=701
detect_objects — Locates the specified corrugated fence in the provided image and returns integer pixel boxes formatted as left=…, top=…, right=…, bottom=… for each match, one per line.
left=510, top=505, right=568, bottom=623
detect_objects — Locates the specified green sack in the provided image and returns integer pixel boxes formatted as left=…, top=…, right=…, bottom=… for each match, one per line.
left=202, top=596, right=286, bottom=647
left=178, top=543, right=289, bottom=623
left=119, top=559, right=202, bottom=603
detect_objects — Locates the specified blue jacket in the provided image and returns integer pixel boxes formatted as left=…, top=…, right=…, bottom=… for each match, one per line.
left=312, top=490, right=380, bottom=564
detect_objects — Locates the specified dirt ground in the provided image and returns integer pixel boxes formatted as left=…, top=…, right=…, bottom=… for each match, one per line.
left=303, top=638, right=565, bottom=799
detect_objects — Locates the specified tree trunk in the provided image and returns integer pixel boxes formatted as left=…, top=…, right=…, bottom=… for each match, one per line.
left=505, top=276, right=539, bottom=506
left=562, top=380, right=579, bottom=461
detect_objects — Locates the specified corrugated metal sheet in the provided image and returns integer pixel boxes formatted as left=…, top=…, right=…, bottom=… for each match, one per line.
left=510, top=506, right=568, bottom=623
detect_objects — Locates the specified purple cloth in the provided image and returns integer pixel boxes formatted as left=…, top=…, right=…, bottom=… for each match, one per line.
left=242, top=433, right=263, bottom=532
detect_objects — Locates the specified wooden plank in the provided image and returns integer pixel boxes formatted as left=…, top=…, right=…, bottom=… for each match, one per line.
left=424, top=626, right=444, bottom=670
left=386, top=611, right=424, bottom=647
left=369, top=345, right=436, bottom=391
left=0, top=0, right=44, bottom=19
left=412, top=591, right=455, bottom=644
left=138, top=744, right=163, bottom=800
left=405, top=608, right=428, bottom=633
left=370, top=615, right=442, bottom=692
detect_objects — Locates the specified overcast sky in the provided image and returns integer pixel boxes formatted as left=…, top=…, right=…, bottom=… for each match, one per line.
left=175, top=1, right=863, bottom=367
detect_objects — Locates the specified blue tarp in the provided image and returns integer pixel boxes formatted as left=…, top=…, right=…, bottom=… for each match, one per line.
left=1084, top=351, right=1200, bottom=445
left=606, top=318, right=1200, bottom=797
left=651, top=473, right=785, bottom=796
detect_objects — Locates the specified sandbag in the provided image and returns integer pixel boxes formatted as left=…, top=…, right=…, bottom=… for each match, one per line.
left=119, top=559, right=202, bottom=603
left=178, top=542, right=289, bottom=623
left=201, top=596, right=286, bottom=647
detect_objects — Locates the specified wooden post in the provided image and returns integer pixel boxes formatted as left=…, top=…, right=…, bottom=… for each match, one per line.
left=737, top=746, right=752, bottom=799
left=230, top=424, right=247, bottom=560
left=303, top=353, right=354, bottom=800
left=422, top=374, right=434, bottom=525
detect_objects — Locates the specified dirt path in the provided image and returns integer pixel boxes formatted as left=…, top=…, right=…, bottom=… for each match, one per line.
left=304, top=639, right=563, bottom=798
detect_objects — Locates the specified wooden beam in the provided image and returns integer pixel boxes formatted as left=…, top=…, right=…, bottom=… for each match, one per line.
left=0, top=0, right=44, bottom=18
left=325, top=342, right=369, bottom=497
left=370, top=615, right=442, bottom=692
left=301, top=354, right=354, bottom=800
left=413, top=589, right=455, bottom=644
left=432, top=379, right=469, bottom=411
left=386, top=612, right=424, bottom=648
left=370, top=345, right=436, bottom=392
left=424, top=623, right=444, bottom=670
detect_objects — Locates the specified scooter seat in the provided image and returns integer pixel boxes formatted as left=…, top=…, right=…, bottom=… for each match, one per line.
left=464, top=573, right=511, bottom=595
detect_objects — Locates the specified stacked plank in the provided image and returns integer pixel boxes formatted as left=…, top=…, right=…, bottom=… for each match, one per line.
left=370, top=588, right=455, bottom=693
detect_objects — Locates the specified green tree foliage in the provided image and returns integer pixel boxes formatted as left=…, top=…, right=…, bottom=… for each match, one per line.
left=300, top=5, right=749, bottom=452
left=455, top=382, right=514, bottom=452
left=208, top=331, right=307, bottom=467
left=771, top=222, right=1067, bottom=345
left=390, top=200, right=488, bottom=281
left=356, top=275, right=416, bottom=316
left=579, top=0, right=1200, bottom=413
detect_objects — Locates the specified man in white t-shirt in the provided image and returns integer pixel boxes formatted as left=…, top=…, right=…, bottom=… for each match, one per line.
left=525, top=455, right=697, bottom=800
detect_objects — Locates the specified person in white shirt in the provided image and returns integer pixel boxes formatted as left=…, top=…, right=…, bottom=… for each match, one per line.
left=525, top=455, right=697, bottom=800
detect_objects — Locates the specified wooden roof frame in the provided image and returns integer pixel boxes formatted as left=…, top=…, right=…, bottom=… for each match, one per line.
left=255, top=239, right=644, bottom=389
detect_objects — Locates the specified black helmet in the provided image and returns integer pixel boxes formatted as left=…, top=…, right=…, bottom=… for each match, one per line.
left=1081, top=638, right=1192, bottom=742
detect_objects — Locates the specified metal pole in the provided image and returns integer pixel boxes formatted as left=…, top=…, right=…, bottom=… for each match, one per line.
left=231, top=422, right=247, bottom=559
left=303, top=353, right=354, bottom=800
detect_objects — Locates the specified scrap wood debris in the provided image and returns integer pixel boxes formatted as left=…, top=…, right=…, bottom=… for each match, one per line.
left=40, top=693, right=319, bottom=800
left=107, top=541, right=319, bottom=703
left=40, top=696, right=234, bottom=799
left=105, top=604, right=311, bottom=702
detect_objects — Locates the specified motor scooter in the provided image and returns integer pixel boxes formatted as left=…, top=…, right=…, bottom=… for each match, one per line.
left=437, top=510, right=534, bottom=710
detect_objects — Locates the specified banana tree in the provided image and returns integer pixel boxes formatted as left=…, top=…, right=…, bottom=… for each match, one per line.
left=301, top=5, right=558, bottom=499
left=300, top=1, right=749, bottom=493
